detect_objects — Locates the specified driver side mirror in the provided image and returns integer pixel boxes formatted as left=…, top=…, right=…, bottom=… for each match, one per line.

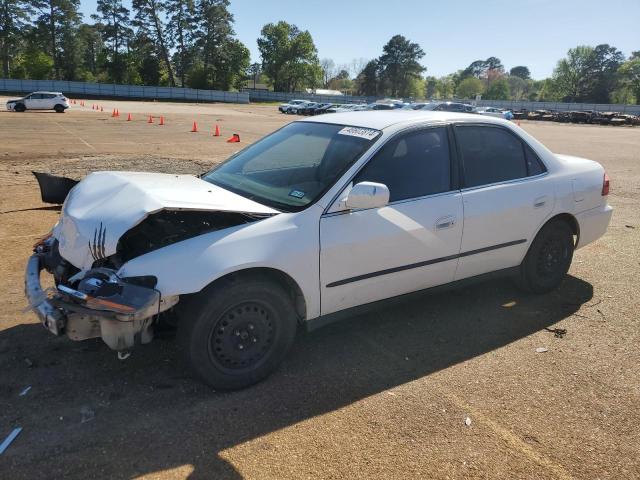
left=345, top=182, right=390, bottom=210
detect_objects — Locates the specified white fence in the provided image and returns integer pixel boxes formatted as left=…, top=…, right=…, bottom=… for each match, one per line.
left=0, top=78, right=249, bottom=104
left=2, top=78, right=638, bottom=113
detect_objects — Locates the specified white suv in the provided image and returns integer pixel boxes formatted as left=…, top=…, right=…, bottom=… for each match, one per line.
left=6, top=91, right=69, bottom=113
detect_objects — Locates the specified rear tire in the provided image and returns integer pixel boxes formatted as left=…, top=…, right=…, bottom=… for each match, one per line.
left=177, top=276, right=297, bottom=390
left=517, top=220, right=574, bottom=294
left=54, top=104, right=65, bottom=113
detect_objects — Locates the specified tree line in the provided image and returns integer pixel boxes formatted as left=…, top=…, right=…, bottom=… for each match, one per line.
left=0, top=0, right=250, bottom=90
left=1, top=1, right=638, bottom=104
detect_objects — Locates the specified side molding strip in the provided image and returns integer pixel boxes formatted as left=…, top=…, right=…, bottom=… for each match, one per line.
left=325, top=239, right=527, bottom=288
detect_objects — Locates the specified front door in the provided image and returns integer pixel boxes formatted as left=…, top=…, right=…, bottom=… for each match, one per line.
left=320, top=126, right=464, bottom=315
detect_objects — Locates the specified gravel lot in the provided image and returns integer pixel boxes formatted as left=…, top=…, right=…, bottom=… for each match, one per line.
left=1, top=98, right=639, bottom=479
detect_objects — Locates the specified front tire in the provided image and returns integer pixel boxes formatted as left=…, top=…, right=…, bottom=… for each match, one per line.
left=14, top=103, right=26, bottom=112
left=178, top=276, right=297, bottom=390
left=517, top=220, right=574, bottom=294
left=54, top=104, right=65, bottom=113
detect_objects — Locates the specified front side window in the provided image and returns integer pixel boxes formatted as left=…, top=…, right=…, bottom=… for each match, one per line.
left=354, top=127, right=452, bottom=202
left=203, top=122, right=380, bottom=211
left=456, top=126, right=528, bottom=188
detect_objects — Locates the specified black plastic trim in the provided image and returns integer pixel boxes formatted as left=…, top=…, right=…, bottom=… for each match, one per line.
left=325, top=239, right=526, bottom=288
left=309, top=266, right=520, bottom=331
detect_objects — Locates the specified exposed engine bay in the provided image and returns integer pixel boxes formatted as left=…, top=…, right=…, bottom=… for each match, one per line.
left=26, top=171, right=277, bottom=355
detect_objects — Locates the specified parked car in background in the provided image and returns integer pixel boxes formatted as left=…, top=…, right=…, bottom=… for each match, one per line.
left=278, top=99, right=310, bottom=114
left=26, top=110, right=612, bottom=390
left=419, top=102, right=474, bottom=113
left=6, top=91, right=69, bottom=113
left=310, top=103, right=333, bottom=115
left=287, top=100, right=315, bottom=115
left=335, top=104, right=360, bottom=113
left=313, top=103, right=337, bottom=115
left=403, top=103, right=430, bottom=110
left=323, top=104, right=344, bottom=113
left=475, top=106, right=514, bottom=120
left=368, top=103, right=404, bottom=110
left=299, top=102, right=333, bottom=115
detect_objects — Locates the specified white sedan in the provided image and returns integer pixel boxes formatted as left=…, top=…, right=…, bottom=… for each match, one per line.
left=6, top=91, right=69, bottom=112
left=26, top=111, right=612, bottom=389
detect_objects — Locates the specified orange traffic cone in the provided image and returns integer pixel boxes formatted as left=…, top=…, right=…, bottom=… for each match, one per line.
left=100, top=106, right=103, bottom=112
left=159, top=116, right=165, bottom=126
left=116, top=109, right=120, bottom=117
left=147, top=115, right=153, bottom=123
left=226, top=133, right=240, bottom=143
left=191, top=121, right=198, bottom=132
left=213, top=124, right=221, bottom=136
left=517, top=120, right=521, bottom=127
left=127, top=113, right=132, bottom=121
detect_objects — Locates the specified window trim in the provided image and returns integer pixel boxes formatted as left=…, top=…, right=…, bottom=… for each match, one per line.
left=322, top=123, right=456, bottom=215
left=452, top=123, right=548, bottom=190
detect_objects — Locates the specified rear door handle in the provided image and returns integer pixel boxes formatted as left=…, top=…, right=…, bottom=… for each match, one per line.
left=534, top=195, right=548, bottom=208
left=436, top=215, right=456, bottom=230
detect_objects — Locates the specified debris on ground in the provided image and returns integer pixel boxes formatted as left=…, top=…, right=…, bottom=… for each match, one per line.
left=18, top=386, right=32, bottom=396
left=535, top=347, right=549, bottom=353
left=544, top=327, right=567, bottom=338
left=24, top=357, right=34, bottom=368
left=80, top=406, right=95, bottom=424
left=625, top=225, right=635, bottom=229
left=464, top=417, right=472, bottom=427
left=0, top=427, right=23, bottom=455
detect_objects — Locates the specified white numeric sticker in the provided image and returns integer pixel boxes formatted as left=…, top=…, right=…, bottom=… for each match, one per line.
left=338, top=126, right=379, bottom=140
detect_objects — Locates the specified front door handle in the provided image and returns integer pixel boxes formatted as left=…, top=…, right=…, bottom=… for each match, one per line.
left=436, top=215, right=456, bottom=230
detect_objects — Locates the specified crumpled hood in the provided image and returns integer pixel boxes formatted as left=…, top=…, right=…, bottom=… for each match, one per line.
left=53, top=171, right=278, bottom=269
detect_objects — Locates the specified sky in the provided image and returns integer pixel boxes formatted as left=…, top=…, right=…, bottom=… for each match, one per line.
left=80, top=0, right=640, bottom=79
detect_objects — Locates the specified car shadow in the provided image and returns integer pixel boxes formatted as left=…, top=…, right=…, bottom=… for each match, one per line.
left=1, top=275, right=592, bottom=479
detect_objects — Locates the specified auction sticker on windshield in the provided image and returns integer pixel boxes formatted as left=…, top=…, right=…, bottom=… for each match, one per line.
left=338, top=126, right=379, bottom=140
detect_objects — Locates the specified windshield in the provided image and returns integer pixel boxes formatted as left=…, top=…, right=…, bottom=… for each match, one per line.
left=202, top=122, right=380, bottom=212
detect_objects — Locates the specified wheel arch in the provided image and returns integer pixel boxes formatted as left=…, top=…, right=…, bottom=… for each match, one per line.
left=197, top=267, right=307, bottom=322
left=534, top=212, right=580, bottom=247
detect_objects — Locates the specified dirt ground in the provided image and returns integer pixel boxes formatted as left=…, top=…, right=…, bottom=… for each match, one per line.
left=0, top=98, right=639, bottom=479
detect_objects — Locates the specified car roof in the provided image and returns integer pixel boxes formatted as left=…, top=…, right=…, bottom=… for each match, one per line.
left=32, top=91, right=63, bottom=95
left=301, top=110, right=508, bottom=130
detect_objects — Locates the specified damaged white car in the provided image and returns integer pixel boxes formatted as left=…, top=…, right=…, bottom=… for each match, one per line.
left=26, top=111, right=612, bottom=389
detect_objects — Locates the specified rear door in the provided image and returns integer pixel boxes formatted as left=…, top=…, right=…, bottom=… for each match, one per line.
left=320, top=126, right=464, bottom=315
left=453, top=124, right=552, bottom=280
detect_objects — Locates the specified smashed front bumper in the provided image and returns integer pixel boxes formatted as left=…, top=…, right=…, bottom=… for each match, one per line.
left=25, top=249, right=178, bottom=351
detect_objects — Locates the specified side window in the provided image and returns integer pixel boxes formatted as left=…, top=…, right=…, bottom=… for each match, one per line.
left=354, top=127, right=451, bottom=202
left=525, top=145, right=547, bottom=176
left=456, top=126, right=527, bottom=188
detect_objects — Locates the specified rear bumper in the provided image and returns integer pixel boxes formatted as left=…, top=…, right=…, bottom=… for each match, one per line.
left=575, top=204, right=613, bottom=249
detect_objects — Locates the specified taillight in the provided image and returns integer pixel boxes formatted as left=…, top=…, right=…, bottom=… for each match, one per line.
left=601, top=172, right=610, bottom=196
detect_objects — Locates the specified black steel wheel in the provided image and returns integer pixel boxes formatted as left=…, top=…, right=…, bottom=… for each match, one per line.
left=517, top=219, right=574, bottom=294
left=208, top=301, right=276, bottom=374
left=54, top=104, right=65, bottom=113
left=178, top=275, right=297, bottom=390
left=14, top=103, right=26, bottom=112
